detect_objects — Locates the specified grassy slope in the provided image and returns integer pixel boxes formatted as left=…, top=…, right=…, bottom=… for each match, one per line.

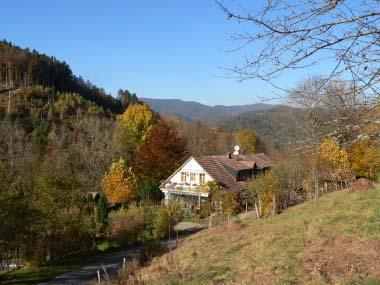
left=140, top=189, right=380, bottom=284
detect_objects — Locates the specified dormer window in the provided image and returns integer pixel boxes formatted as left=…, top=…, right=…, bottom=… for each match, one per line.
left=237, top=170, right=253, bottom=181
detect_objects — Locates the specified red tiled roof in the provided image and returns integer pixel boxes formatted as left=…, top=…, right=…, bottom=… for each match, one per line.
left=194, top=153, right=272, bottom=192
left=194, top=156, right=238, bottom=190
left=244, top=153, right=273, bottom=169
left=211, top=153, right=272, bottom=171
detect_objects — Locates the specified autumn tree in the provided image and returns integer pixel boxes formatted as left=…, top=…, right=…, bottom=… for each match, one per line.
left=318, top=139, right=351, bottom=181
left=247, top=172, right=280, bottom=217
left=103, top=159, right=136, bottom=205
left=216, top=190, right=238, bottom=221
left=134, top=122, right=188, bottom=182
left=236, top=129, right=257, bottom=154
left=350, top=140, right=380, bottom=180
left=115, top=104, right=156, bottom=161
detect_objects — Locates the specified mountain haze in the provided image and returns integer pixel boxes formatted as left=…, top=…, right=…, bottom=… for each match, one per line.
left=141, top=98, right=275, bottom=123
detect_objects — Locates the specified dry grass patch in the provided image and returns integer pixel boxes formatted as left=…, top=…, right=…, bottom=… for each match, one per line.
left=136, top=189, right=380, bottom=284
left=299, top=234, right=380, bottom=284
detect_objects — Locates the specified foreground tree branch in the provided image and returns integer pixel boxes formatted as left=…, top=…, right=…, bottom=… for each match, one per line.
left=216, top=0, right=380, bottom=101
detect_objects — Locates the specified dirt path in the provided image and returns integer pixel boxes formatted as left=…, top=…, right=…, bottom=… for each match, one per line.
left=39, top=222, right=206, bottom=285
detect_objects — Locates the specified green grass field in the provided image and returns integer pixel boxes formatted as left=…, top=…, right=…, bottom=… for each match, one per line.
left=140, top=189, right=380, bottom=284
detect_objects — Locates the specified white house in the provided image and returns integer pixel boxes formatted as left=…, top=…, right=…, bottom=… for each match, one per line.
left=160, top=150, right=272, bottom=211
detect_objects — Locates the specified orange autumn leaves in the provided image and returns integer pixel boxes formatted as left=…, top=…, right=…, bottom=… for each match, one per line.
left=103, top=159, right=135, bottom=204
left=103, top=104, right=187, bottom=205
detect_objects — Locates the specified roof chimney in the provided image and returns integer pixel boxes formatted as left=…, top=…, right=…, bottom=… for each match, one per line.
left=227, top=152, right=232, bottom=159
left=233, top=145, right=240, bottom=155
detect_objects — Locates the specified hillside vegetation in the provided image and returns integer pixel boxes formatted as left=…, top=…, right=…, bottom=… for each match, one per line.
left=0, top=40, right=126, bottom=113
left=0, top=41, right=147, bottom=270
left=218, top=106, right=306, bottom=145
left=139, top=189, right=380, bottom=284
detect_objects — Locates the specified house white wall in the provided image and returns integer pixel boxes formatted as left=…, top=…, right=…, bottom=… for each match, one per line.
left=165, top=157, right=213, bottom=187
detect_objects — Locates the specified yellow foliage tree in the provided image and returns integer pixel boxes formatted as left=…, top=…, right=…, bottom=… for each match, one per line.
left=350, top=140, right=380, bottom=180
left=117, top=104, right=155, bottom=147
left=103, top=159, right=135, bottom=204
left=319, top=139, right=351, bottom=175
left=248, top=172, right=280, bottom=217
left=236, top=129, right=257, bottom=154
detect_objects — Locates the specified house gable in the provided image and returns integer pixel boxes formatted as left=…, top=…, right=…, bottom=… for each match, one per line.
left=161, top=157, right=214, bottom=188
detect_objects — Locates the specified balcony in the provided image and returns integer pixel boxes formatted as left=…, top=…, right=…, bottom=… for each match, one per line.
left=161, top=182, right=210, bottom=197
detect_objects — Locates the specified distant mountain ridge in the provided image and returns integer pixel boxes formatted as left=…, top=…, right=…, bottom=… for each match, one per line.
left=141, top=98, right=275, bottom=123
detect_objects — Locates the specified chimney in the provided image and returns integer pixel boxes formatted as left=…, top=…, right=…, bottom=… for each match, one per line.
left=233, top=145, right=240, bottom=156
left=227, top=152, right=232, bottom=159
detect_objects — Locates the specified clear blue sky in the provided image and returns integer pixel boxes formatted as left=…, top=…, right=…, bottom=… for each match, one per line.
left=1, top=0, right=318, bottom=105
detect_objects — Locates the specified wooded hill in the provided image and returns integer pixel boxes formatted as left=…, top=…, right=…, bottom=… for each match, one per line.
left=0, top=41, right=143, bottom=134
left=0, top=41, right=144, bottom=266
left=218, top=106, right=306, bottom=146
left=0, top=40, right=136, bottom=114
left=141, top=97, right=275, bottom=123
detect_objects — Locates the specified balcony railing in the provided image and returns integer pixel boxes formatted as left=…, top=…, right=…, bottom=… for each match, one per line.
left=163, top=182, right=209, bottom=192
left=161, top=182, right=210, bottom=197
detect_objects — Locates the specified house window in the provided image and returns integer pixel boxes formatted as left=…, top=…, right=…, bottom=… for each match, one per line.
left=199, top=173, right=205, bottom=184
left=181, top=172, right=186, bottom=182
left=190, top=173, right=196, bottom=181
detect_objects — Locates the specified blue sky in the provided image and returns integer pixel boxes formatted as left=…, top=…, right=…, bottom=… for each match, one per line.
left=1, top=0, right=320, bottom=105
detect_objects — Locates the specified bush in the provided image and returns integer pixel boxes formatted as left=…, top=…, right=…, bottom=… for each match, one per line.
left=154, top=201, right=184, bottom=239
left=108, top=205, right=145, bottom=246
left=138, top=239, right=167, bottom=266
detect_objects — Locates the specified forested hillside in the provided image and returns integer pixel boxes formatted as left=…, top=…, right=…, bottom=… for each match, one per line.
left=0, top=41, right=149, bottom=269
left=0, top=40, right=139, bottom=114
left=218, top=106, right=306, bottom=145
left=142, top=96, right=305, bottom=146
